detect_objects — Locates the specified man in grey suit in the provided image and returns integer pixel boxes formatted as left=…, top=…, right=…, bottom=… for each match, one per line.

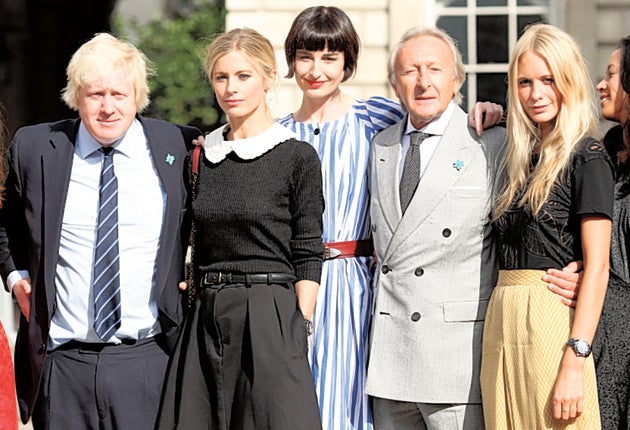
left=365, top=27, right=506, bottom=429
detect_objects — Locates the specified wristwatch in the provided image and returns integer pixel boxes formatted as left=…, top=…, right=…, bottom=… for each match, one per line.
left=567, top=338, right=591, bottom=357
left=305, top=319, right=314, bottom=336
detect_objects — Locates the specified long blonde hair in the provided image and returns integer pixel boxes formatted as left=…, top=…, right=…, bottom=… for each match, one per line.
left=494, top=23, right=597, bottom=218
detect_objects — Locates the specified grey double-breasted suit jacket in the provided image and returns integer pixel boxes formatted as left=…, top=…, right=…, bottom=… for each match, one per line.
left=365, top=106, right=506, bottom=404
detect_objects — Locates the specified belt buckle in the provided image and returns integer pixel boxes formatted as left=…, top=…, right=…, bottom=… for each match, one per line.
left=323, top=247, right=342, bottom=260
left=204, top=272, right=227, bottom=284
left=217, top=272, right=231, bottom=283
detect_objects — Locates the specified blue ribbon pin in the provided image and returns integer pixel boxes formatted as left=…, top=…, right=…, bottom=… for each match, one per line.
left=453, top=160, right=464, bottom=171
left=165, top=153, right=175, bottom=165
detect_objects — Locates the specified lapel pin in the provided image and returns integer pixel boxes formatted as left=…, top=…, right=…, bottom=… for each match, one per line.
left=453, top=160, right=464, bottom=171
left=165, top=153, right=175, bottom=165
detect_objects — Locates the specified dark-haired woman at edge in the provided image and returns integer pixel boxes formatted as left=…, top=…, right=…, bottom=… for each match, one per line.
left=0, top=106, right=18, bottom=430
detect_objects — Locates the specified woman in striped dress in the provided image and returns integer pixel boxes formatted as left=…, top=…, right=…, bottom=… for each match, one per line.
left=279, top=6, right=503, bottom=429
left=279, top=9, right=402, bottom=429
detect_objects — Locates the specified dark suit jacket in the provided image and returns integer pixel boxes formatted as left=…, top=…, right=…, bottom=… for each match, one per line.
left=0, top=116, right=198, bottom=423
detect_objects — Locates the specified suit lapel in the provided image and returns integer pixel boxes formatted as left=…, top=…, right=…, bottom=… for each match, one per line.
left=374, top=121, right=405, bottom=234
left=140, top=118, right=178, bottom=295
left=42, top=121, right=77, bottom=310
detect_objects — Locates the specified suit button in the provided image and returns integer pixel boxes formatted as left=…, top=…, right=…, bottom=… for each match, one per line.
left=38, top=343, right=46, bottom=354
left=381, top=265, right=390, bottom=274
left=372, top=225, right=377, bottom=233
left=411, top=312, right=421, bottom=322
left=414, top=267, right=424, bottom=277
left=442, top=228, right=452, bottom=238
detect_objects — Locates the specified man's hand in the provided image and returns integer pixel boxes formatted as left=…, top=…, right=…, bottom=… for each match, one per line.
left=12, top=278, right=32, bottom=322
left=542, top=261, right=583, bottom=308
left=469, top=102, right=504, bottom=136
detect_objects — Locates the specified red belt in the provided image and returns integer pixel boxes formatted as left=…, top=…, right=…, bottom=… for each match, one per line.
left=323, top=239, right=374, bottom=260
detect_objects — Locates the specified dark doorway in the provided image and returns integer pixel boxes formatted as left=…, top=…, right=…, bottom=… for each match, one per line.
left=0, top=0, right=117, bottom=137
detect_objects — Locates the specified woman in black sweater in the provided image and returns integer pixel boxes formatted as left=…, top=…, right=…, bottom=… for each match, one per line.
left=158, top=28, right=324, bottom=430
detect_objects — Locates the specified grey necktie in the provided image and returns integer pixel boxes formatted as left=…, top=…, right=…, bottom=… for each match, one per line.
left=400, top=131, right=430, bottom=214
left=93, top=146, right=121, bottom=341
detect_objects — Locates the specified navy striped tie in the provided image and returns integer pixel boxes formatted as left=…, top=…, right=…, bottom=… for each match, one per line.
left=93, top=146, right=121, bottom=340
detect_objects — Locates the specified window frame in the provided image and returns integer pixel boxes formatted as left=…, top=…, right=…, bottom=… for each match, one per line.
left=436, top=0, right=555, bottom=111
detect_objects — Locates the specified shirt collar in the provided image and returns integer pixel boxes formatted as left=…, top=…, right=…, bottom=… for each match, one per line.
left=203, top=123, right=295, bottom=163
left=77, top=119, right=143, bottom=159
left=404, top=100, right=456, bottom=136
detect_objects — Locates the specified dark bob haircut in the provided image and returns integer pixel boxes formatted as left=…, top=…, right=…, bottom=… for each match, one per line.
left=284, top=6, right=360, bottom=82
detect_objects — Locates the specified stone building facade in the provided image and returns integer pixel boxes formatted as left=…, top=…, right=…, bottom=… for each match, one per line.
left=223, top=0, right=630, bottom=116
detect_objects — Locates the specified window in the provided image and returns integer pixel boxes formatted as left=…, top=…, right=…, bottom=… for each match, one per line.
left=436, top=0, right=550, bottom=111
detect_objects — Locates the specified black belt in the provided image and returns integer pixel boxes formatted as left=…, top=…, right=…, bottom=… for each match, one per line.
left=201, top=272, right=296, bottom=287
left=57, top=337, right=143, bottom=352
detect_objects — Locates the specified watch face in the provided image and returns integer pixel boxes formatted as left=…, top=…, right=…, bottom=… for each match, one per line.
left=575, top=341, right=589, bottom=355
left=569, top=339, right=591, bottom=356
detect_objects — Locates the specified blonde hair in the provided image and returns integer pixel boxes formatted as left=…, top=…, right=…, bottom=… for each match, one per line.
left=388, top=27, right=465, bottom=105
left=494, top=23, right=597, bottom=218
left=204, top=28, right=277, bottom=118
left=62, top=33, right=154, bottom=112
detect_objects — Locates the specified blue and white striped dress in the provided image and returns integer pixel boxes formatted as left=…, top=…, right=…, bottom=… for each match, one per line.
left=278, top=96, right=404, bottom=430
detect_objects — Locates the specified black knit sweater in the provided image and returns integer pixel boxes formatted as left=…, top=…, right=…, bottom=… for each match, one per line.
left=188, top=137, right=324, bottom=282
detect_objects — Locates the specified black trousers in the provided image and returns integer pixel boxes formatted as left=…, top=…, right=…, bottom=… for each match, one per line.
left=157, top=281, right=322, bottom=430
left=33, top=336, right=169, bottom=430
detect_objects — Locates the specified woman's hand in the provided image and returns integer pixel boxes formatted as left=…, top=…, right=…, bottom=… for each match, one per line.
left=552, top=350, right=586, bottom=420
left=295, top=279, right=319, bottom=321
left=192, top=134, right=205, bottom=146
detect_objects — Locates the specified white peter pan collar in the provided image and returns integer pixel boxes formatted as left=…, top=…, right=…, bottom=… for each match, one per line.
left=203, top=123, right=295, bottom=163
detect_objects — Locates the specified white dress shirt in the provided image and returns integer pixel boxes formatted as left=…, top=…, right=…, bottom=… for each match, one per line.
left=399, top=101, right=457, bottom=181
left=44, top=119, right=165, bottom=348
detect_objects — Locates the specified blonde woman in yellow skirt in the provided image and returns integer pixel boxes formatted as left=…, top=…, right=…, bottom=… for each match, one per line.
left=480, top=23, right=614, bottom=429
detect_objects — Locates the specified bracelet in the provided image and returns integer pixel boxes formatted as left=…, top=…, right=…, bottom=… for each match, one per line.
left=305, top=319, right=314, bottom=336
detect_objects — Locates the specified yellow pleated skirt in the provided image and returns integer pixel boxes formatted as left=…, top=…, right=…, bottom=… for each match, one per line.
left=480, top=270, right=600, bottom=429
